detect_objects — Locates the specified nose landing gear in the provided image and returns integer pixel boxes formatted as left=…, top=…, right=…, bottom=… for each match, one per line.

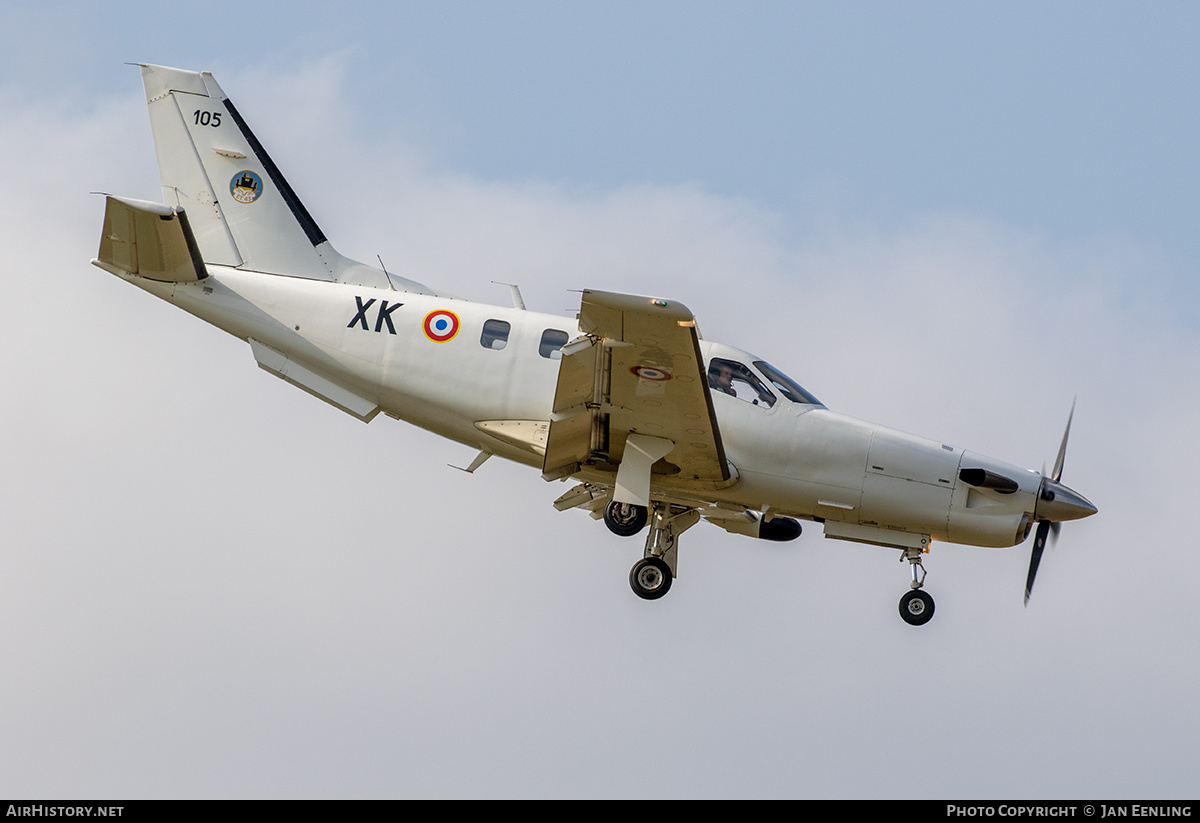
left=898, top=546, right=935, bottom=626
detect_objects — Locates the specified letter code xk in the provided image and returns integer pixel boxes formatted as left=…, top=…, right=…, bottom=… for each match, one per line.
left=348, top=297, right=404, bottom=334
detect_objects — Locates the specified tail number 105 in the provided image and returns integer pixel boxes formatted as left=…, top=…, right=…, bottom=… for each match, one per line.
left=193, top=110, right=222, bottom=127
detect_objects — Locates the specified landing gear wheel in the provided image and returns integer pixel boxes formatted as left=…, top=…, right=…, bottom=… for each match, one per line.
left=605, top=501, right=648, bottom=537
left=899, top=590, right=935, bottom=626
left=629, top=557, right=672, bottom=600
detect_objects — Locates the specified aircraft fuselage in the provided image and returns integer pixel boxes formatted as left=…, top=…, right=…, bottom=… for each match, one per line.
left=118, top=265, right=1046, bottom=550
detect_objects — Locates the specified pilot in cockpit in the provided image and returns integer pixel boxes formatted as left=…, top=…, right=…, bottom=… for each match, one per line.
left=709, top=362, right=738, bottom=396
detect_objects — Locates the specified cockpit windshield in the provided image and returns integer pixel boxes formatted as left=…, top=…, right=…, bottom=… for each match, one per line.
left=753, top=361, right=823, bottom=406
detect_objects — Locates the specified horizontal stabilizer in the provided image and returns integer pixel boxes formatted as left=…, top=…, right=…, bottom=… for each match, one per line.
left=94, top=195, right=207, bottom=282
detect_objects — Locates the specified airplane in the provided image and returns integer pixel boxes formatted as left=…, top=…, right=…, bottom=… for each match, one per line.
left=92, top=64, right=1097, bottom=625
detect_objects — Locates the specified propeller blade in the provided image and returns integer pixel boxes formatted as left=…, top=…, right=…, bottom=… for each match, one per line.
left=1024, top=519, right=1052, bottom=606
left=1024, top=400, right=1095, bottom=605
left=1051, top=399, right=1075, bottom=483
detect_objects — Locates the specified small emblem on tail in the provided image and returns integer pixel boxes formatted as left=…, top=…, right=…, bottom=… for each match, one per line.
left=230, top=170, right=263, bottom=203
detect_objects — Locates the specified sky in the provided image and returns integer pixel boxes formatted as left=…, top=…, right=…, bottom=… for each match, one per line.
left=2, top=0, right=1198, bottom=799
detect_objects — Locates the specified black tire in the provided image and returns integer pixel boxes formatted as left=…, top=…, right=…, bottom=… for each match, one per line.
left=604, top=501, right=648, bottom=537
left=899, top=590, right=935, bottom=626
left=629, top=557, right=672, bottom=600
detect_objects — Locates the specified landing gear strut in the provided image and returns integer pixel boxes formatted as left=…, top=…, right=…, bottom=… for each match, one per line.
left=898, top=546, right=935, bottom=626
left=627, top=501, right=699, bottom=601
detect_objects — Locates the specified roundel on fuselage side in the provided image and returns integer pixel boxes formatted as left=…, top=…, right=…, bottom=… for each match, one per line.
left=423, top=310, right=460, bottom=343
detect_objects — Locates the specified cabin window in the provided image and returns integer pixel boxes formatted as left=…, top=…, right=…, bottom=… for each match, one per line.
left=707, top=358, right=776, bottom=407
left=539, top=329, right=569, bottom=359
left=480, top=319, right=511, bottom=351
left=753, top=361, right=823, bottom=406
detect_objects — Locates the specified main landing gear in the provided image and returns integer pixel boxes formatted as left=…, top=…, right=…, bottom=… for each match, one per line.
left=605, top=500, right=699, bottom=600
left=898, top=546, right=935, bottom=626
left=604, top=501, right=648, bottom=537
left=629, top=557, right=672, bottom=599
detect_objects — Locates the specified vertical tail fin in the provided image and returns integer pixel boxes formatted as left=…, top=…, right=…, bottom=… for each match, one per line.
left=138, top=63, right=432, bottom=292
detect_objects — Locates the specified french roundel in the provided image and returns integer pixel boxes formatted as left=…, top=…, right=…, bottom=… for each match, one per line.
left=423, top=310, right=460, bottom=343
left=631, top=365, right=672, bottom=381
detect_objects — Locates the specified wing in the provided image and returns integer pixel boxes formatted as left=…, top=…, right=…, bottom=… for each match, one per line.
left=542, top=290, right=729, bottom=503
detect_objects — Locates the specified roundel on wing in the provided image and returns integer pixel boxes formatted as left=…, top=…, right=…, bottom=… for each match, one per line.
left=631, top=365, right=672, bottom=381
left=423, top=310, right=460, bottom=343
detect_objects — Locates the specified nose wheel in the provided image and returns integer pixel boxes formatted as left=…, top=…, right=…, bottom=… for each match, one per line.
left=899, top=589, right=935, bottom=625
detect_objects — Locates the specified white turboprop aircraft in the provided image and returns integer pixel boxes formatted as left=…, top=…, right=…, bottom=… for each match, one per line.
left=93, top=65, right=1097, bottom=624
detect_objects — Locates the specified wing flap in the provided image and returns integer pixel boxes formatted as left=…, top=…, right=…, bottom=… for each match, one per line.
left=543, top=290, right=728, bottom=488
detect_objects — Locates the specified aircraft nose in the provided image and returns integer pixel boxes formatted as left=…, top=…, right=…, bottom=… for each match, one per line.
left=1035, top=478, right=1098, bottom=523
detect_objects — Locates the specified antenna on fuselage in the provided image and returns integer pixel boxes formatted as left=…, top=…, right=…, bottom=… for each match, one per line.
left=377, top=255, right=397, bottom=291
left=492, top=281, right=526, bottom=310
